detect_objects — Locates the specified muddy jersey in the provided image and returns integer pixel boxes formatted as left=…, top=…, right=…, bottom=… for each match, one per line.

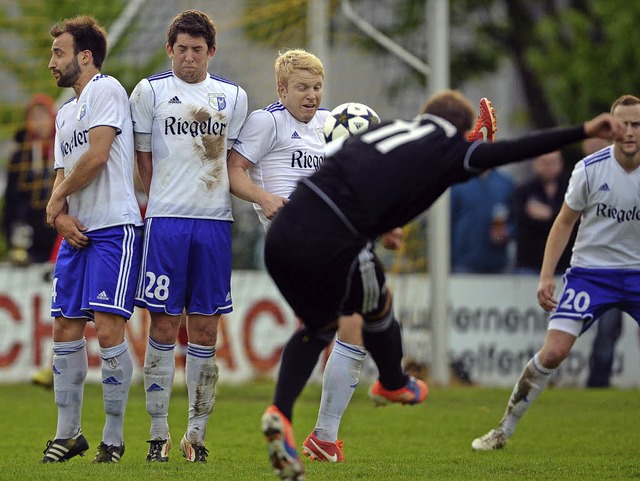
left=54, top=73, right=142, bottom=231
left=231, top=102, right=328, bottom=225
left=130, top=70, right=248, bottom=220
left=565, top=145, right=640, bottom=269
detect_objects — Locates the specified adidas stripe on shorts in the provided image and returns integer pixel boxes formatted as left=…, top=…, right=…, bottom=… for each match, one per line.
left=51, top=225, right=142, bottom=320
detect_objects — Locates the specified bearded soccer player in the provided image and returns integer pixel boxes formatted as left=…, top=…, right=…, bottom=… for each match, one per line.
left=42, top=15, right=143, bottom=464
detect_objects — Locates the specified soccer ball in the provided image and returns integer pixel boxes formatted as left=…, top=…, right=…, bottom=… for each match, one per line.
left=323, top=102, right=380, bottom=142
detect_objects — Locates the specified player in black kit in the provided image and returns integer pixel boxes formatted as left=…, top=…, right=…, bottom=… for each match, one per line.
left=260, top=89, right=624, bottom=481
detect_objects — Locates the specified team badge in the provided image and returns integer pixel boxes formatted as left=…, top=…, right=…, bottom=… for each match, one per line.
left=208, top=93, right=226, bottom=111
left=316, top=127, right=325, bottom=142
left=77, top=102, right=87, bottom=121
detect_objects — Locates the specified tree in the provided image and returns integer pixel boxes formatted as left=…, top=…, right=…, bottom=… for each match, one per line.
left=242, top=0, right=640, bottom=127
left=0, top=0, right=168, bottom=140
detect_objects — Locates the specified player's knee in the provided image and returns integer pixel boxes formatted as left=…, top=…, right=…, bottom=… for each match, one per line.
left=337, top=314, right=363, bottom=345
left=537, top=345, right=568, bottom=369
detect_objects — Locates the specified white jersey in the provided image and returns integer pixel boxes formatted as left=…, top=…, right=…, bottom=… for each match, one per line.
left=565, top=145, right=640, bottom=268
left=54, top=73, right=142, bottom=232
left=130, top=70, right=248, bottom=220
left=231, top=102, right=329, bottom=226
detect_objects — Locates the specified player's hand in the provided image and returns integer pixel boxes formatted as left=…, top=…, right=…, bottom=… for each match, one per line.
left=583, top=113, right=625, bottom=141
left=537, top=275, right=557, bottom=312
left=54, top=213, right=89, bottom=249
left=380, top=227, right=403, bottom=250
left=46, top=194, right=66, bottom=227
left=260, top=192, right=288, bottom=220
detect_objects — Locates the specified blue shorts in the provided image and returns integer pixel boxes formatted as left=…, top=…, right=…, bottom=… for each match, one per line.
left=548, top=267, right=640, bottom=336
left=51, top=225, right=142, bottom=320
left=135, top=217, right=232, bottom=315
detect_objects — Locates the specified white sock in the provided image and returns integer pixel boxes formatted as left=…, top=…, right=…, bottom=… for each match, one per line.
left=100, top=340, right=132, bottom=446
left=314, top=340, right=366, bottom=442
left=144, top=338, right=176, bottom=439
left=500, top=352, right=555, bottom=437
left=53, top=338, right=88, bottom=439
left=185, top=343, right=218, bottom=444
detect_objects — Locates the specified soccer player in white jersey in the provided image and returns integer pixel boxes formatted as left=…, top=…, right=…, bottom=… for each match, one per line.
left=228, top=48, right=368, bottom=464
left=472, top=94, right=640, bottom=451
left=129, top=10, right=248, bottom=463
left=41, top=16, right=143, bottom=464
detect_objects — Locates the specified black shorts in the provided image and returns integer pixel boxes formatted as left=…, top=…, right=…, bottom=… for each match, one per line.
left=265, top=183, right=387, bottom=331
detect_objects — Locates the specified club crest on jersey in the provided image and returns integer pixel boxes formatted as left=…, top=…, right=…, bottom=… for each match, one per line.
left=77, top=102, right=87, bottom=121
left=316, top=127, right=325, bottom=142
left=209, top=93, right=226, bottom=111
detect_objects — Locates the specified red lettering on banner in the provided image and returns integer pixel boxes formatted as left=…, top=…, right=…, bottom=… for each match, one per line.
left=244, top=300, right=286, bottom=372
left=31, top=294, right=100, bottom=368
left=216, top=315, right=236, bottom=370
left=0, top=295, right=21, bottom=367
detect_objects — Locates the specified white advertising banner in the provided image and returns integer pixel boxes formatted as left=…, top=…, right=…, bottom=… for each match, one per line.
left=0, top=266, right=638, bottom=387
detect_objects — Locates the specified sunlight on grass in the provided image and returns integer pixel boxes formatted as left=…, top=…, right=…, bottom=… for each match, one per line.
left=3, top=382, right=640, bottom=480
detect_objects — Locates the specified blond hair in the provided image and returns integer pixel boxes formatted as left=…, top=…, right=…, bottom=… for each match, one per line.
left=274, top=49, right=324, bottom=98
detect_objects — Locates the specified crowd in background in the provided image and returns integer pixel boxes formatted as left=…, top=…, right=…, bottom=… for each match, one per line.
left=0, top=92, right=624, bottom=392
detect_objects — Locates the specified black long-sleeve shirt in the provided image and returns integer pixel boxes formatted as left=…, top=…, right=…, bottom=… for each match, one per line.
left=307, top=114, right=585, bottom=238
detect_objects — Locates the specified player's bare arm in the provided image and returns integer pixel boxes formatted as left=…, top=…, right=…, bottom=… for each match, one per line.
left=46, top=125, right=116, bottom=225
left=228, top=149, right=287, bottom=219
left=136, top=150, right=153, bottom=197
left=537, top=203, right=581, bottom=311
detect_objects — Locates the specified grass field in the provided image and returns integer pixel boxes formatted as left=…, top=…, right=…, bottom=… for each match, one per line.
left=3, top=380, right=640, bottom=480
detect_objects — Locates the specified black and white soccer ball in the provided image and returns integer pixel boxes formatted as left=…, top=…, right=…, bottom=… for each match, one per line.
left=323, top=102, right=381, bottom=142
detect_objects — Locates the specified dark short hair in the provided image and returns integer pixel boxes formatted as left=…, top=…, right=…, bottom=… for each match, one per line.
left=610, top=94, right=640, bottom=113
left=167, top=10, right=216, bottom=50
left=420, top=89, right=475, bottom=134
left=50, top=15, right=107, bottom=69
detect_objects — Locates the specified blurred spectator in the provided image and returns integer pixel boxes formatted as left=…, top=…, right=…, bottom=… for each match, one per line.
left=2, top=93, right=58, bottom=266
left=450, top=169, right=515, bottom=273
left=586, top=307, right=622, bottom=387
left=580, top=138, right=624, bottom=388
left=512, top=151, right=571, bottom=274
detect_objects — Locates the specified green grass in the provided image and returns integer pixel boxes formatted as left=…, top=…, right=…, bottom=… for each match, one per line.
left=2, top=381, right=640, bottom=480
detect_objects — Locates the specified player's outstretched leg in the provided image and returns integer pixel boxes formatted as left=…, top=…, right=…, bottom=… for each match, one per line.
left=262, top=405, right=305, bottom=481
left=467, top=97, right=498, bottom=142
left=368, top=375, right=428, bottom=406
left=302, top=432, right=344, bottom=463
left=472, top=353, right=555, bottom=451
left=302, top=335, right=365, bottom=463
